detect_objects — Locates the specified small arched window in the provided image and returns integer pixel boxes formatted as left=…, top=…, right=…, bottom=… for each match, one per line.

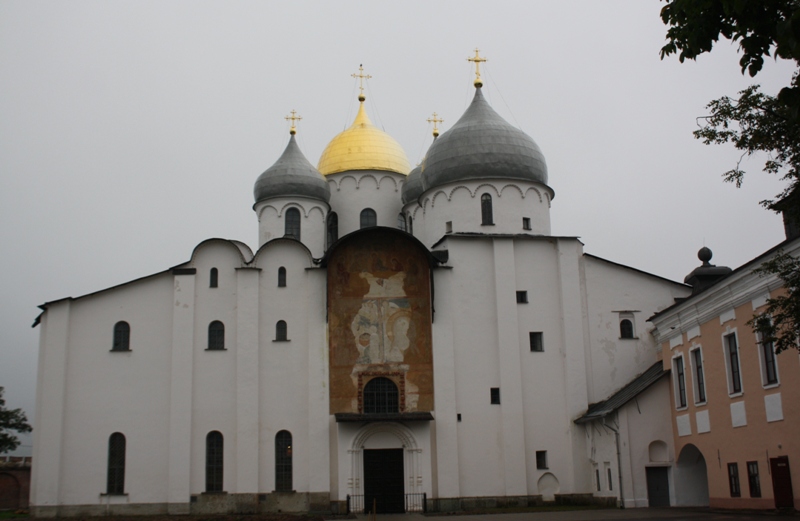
left=620, top=319, right=634, bottom=339
left=275, top=430, right=293, bottom=492
left=360, top=208, right=377, bottom=229
left=106, top=432, right=126, bottom=495
left=278, top=267, right=286, bottom=287
left=327, top=212, right=338, bottom=246
left=363, top=377, right=399, bottom=414
left=275, top=320, right=288, bottom=341
left=112, top=321, right=130, bottom=351
left=481, top=193, right=494, bottom=225
left=408, top=215, right=414, bottom=236
left=397, top=213, right=407, bottom=231
left=285, top=208, right=301, bottom=240
left=209, top=267, right=218, bottom=288
left=206, top=431, right=223, bottom=492
left=208, top=321, right=225, bottom=350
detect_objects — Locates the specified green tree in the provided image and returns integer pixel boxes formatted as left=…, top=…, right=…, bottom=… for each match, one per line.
left=0, top=387, right=32, bottom=454
left=661, top=0, right=800, bottom=352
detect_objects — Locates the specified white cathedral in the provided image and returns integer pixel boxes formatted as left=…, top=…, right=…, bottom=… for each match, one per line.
left=31, top=62, right=692, bottom=516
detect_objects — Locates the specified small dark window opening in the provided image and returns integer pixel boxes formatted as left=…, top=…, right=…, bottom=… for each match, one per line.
left=595, top=469, right=601, bottom=491
left=693, top=349, right=706, bottom=402
left=397, top=213, right=407, bottom=231
left=208, top=321, right=225, bottom=350
left=490, top=387, right=500, bottom=404
left=747, top=461, right=761, bottom=497
left=106, top=432, right=126, bottom=495
left=675, top=356, right=687, bottom=408
left=360, top=208, right=377, bottom=228
left=275, top=320, right=288, bottom=341
left=620, top=319, right=634, bottom=339
left=529, top=332, right=544, bottom=352
left=607, top=468, right=613, bottom=490
left=726, top=334, right=742, bottom=393
left=457, top=413, right=462, bottom=422
left=408, top=216, right=414, bottom=236
left=112, top=321, right=130, bottom=351
left=516, top=291, right=528, bottom=303
left=278, top=267, right=286, bottom=288
left=275, top=430, right=293, bottom=492
left=762, top=340, right=778, bottom=384
left=728, top=462, right=741, bottom=497
left=536, top=451, right=548, bottom=469
left=522, top=217, right=531, bottom=230
left=481, top=193, right=494, bottom=225
left=206, top=431, right=223, bottom=493
left=285, top=208, right=301, bottom=240
left=363, top=377, right=399, bottom=414
left=209, top=267, right=218, bottom=288
left=327, top=212, right=338, bottom=246
left=446, top=221, right=453, bottom=233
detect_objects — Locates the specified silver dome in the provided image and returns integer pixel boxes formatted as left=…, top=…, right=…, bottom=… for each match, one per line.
left=421, top=87, right=548, bottom=192
left=401, top=165, right=424, bottom=204
left=254, top=135, right=331, bottom=204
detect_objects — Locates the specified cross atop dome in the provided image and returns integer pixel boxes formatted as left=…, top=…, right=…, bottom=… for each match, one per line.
left=467, top=48, right=487, bottom=87
left=351, top=64, right=372, bottom=102
left=284, top=109, right=302, bottom=135
left=427, top=112, right=444, bottom=138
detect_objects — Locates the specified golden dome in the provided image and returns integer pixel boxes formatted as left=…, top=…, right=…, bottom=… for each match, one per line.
left=317, top=100, right=411, bottom=176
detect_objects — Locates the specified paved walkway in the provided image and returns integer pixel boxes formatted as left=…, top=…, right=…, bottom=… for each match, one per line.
left=353, top=508, right=797, bottom=521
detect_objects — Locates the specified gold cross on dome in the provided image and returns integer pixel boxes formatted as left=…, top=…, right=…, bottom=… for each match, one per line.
left=427, top=112, right=444, bottom=137
left=285, top=110, right=302, bottom=135
left=467, top=48, right=487, bottom=87
left=351, top=64, right=372, bottom=101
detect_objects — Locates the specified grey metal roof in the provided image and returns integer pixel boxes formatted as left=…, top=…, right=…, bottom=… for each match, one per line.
left=254, top=135, right=331, bottom=204
left=574, top=362, right=667, bottom=424
left=401, top=165, right=424, bottom=204
left=421, top=87, right=548, bottom=192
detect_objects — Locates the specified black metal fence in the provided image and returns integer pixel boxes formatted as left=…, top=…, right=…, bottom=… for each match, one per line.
left=346, top=493, right=427, bottom=514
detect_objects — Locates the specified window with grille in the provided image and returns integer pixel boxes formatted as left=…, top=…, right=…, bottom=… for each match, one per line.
left=481, top=193, right=493, bottom=225
left=209, top=267, right=218, bottom=288
left=529, top=332, right=544, bottom=352
left=620, top=319, right=634, bottom=339
left=728, top=462, right=741, bottom=497
left=747, top=461, right=761, bottom=497
left=106, top=433, right=126, bottom=495
left=725, top=333, right=742, bottom=394
left=275, top=430, right=292, bottom=492
left=112, top=321, right=130, bottom=351
left=208, top=321, right=225, bottom=350
left=674, top=356, right=687, bottom=408
left=285, top=208, right=301, bottom=240
left=206, top=431, right=223, bottom=492
left=490, top=387, right=500, bottom=404
left=278, top=267, right=286, bottom=288
left=275, top=320, right=288, bottom=341
left=327, top=212, right=338, bottom=246
left=363, top=377, right=399, bottom=414
left=360, top=208, right=377, bottom=228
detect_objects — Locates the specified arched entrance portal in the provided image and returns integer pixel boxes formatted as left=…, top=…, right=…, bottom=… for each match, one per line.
left=350, top=423, right=422, bottom=514
left=674, top=444, right=709, bottom=506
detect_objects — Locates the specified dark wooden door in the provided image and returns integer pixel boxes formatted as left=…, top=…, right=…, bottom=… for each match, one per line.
left=646, top=467, right=670, bottom=507
left=364, top=449, right=404, bottom=513
left=770, top=457, right=794, bottom=509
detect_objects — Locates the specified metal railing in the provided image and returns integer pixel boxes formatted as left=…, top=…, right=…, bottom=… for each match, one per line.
left=346, top=493, right=427, bottom=514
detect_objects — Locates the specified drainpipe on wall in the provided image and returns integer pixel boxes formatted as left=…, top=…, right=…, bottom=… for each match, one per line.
left=602, top=417, right=625, bottom=509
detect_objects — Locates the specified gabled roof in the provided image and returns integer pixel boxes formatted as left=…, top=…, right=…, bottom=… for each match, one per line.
left=574, top=361, right=667, bottom=424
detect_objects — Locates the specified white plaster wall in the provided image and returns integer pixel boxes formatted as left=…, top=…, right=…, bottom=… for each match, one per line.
left=326, top=171, right=406, bottom=239
left=583, top=256, right=690, bottom=403
left=51, top=273, right=175, bottom=506
left=254, top=197, right=328, bottom=258
left=414, top=180, right=552, bottom=248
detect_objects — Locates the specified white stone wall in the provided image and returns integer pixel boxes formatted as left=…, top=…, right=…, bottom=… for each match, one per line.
left=326, top=171, right=406, bottom=239
left=254, top=197, right=329, bottom=258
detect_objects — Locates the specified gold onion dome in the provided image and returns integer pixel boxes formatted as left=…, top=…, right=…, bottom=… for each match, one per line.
left=317, top=99, right=411, bottom=176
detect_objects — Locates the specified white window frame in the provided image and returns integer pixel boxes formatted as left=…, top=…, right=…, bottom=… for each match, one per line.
left=689, top=346, right=707, bottom=405
left=672, top=353, right=688, bottom=410
left=722, top=330, right=744, bottom=397
left=756, top=331, right=780, bottom=388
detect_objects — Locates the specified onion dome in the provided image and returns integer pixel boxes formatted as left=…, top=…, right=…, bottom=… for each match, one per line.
left=421, top=86, right=548, bottom=192
left=317, top=98, right=411, bottom=176
left=402, top=165, right=424, bottom=204
left=254, top=133, right=331, bottom=204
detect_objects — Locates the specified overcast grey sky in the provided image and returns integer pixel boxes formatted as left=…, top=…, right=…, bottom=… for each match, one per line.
left=1, top=1, right=795, bottom=454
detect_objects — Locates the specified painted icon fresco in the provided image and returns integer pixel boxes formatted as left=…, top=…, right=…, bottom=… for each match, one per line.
left=327, top=230, right=433, bottom=414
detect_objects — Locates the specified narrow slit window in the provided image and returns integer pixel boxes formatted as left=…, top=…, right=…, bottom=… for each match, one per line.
left=112, top=321, right=130, bottom=352
left=490, top=387, right=500, bottom=404
left=747, top=461, right=761, bottom=498
left=327, top=212, right=338, bottom=246
left=106, top=433, right=126, bottom=495
left=692, top=348, right=706, bottom=403
left=761, top=339, right=778, bottom=385
left=728, top=462, right=741, bottom=497
left=278, top=267, right=286, bottom=287
left=675, top=356, right=687, bottom=408
left=206, top=431, right=223, bottom=492
left=408, top=216, right=413, bottom=236
left=275, top=430, right=292, bottom=492
left=481, top=193, right=493, bottom=225
left=209, top=267, right=218, bottom=288
left=725, top=334, right=742, bottom=394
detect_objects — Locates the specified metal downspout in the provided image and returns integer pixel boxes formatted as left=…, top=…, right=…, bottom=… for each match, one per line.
left=602, top=416, right=625, bottom=509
